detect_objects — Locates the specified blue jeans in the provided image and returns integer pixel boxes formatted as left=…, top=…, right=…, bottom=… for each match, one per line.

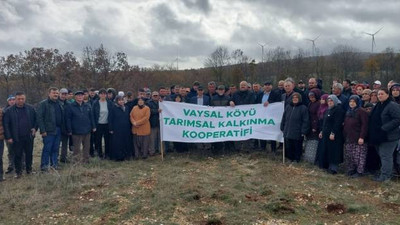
left=41, top=127, right=61, bottom=170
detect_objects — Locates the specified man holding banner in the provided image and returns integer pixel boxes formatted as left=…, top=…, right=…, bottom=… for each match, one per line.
left=159, top=96, right=284, bottom=156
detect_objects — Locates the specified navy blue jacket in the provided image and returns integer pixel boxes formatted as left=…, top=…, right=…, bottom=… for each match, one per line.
left=188, top=95, right=210, bottom=106
left=92, top=99, right=113, bottom=126
left=65, top=101, right=95, bottom=135
left=3, top=104, right=37, bottom=142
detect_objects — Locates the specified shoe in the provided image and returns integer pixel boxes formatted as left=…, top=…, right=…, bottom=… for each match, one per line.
left=346, top=170, right=356, bottom=176
left=373, top=176, right=391, bottom=182
left=51, top=166, right=60, bottom=171
left=351, top=173, right=363, bottom=178
left=60, top=159, right=70, bottom=163
left=328, top=169, right=337, bottom=175
left=5, top=168, right=14, bottom=174
left=14, top=174, right=22, bottom=179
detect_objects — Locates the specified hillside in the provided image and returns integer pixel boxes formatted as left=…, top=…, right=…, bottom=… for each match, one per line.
left=1, top=141, right=400, bottom=224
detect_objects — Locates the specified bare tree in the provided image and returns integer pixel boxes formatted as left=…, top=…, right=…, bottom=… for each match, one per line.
left=204, top=46, right=231, bottom=82
left=231, top=49, right=252, bottom=81
left=331, top=45, right=362, bottom=81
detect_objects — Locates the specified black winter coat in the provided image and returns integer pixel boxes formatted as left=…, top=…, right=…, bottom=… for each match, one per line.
left=146, top=99, right=160, bottom=128
left=36, top=98, right=65, bottom=135
left=231, top=90, right=255, bottom=105
left=109, top=105, right=132, bottom=160
left=3, top=104, right=37, bottom=142
left=280, top=103, right=310, bottom=140
left=369, top=100, right=400, bottom=143
left=210, top=94, right=230, bottom=106
left=92, top=99, right=113, bottom=126
left=318, top=105, right=345, bottom=166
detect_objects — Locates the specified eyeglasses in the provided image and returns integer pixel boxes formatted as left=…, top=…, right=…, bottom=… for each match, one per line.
left=152, top=95, right=159, bottom=97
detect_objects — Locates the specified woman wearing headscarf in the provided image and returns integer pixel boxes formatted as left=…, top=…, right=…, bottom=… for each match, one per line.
left=369, top=88, right=400, bottom=182
left=130, top=97, right=151, bottom=159
left=304, top=88, right=321, bottom=163
left=280, top=92, right=309, bottom=162
left=317, top=95, right=345, bottom=174
left=109, top=95, right=133, bottom=161
left=369, top=90, right=378, bottom=106
left=317, top=94, right=329, bottom=123
left=343, top=95, right=369, bottom=178
left=390, top=83, right=400, bottom=104
left=361, top=89, right=372, bottom=108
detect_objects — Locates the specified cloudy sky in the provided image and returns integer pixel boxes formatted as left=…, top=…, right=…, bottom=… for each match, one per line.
left=0, top=0, right=399, bottom=69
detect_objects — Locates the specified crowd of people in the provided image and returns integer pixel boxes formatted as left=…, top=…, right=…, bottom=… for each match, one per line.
left=0, top=77, right=400, bottom=183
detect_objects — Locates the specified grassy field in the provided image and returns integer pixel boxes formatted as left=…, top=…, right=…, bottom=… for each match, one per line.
left=1, top=139, right=400, bottom=225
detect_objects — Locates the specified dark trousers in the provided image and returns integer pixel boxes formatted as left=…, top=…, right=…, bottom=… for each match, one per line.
left=95, top=124, right=110, bottom=158
left=14, top=137, right=34, bottom=175
left=212, top=142, right=224, bottom=154
left=285, top=138, right=303, bottom=162
left=89, top=132, right=95, bottom=157
left=260, top=140, right=277, bottom=152
left=0, top=140, right=4, bottom=176
left=134, top=135, right=150, bottom=158
left=60, top=134, right=69, bottom=161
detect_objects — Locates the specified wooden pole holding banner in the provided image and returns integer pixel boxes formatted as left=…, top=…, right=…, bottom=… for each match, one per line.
left=282, top=140, right=285, bottom=164
left=160, top=136, right=164, bottom=161
left=159, top=103, right=164, bottom=161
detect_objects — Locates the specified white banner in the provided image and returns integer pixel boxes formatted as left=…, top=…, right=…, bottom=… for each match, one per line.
left=159, top=101, right=284, bottom=143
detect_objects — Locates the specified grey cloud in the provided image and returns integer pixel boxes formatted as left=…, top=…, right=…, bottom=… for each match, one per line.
left=182, top=0, right=211, bottom=14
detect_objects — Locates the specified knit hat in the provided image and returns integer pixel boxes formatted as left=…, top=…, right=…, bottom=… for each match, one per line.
left=327, top=95, right=341, bottom=107
left=7, top=95, right=15, bottom=101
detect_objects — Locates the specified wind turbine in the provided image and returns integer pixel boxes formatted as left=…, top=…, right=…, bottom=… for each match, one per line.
left=258, top=43, right=266, bottom=73
left=175, top=47, right=179, bottom=70
left=258, top=43, right=266, bottom=63
left=364, top=27, right=383, bottom=53
left=306, top=35, right=320, bottom=57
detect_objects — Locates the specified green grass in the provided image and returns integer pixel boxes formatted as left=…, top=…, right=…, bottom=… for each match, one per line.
left=1, top=141, right=400, bottom=224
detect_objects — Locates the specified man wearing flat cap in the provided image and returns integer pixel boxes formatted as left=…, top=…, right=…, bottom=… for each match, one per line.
left=65, top=91, right=96, bottom=163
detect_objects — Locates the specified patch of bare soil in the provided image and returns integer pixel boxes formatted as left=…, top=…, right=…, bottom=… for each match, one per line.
left=326, top=203, right=347, bottom=214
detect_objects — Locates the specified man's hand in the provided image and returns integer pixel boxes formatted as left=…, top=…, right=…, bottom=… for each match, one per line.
left=31, top=128, right=36, bottom=137
left=229, top=101, right=235, bottom=107
left=109, top=131, right=114, bottom=134
left=318, top=132, right=322, bottom=139
left=329, top=133, right=335, bottom=141
left=158, top=109, right=162, bottom=113
left=263, top=101, right=269, bottom=107
left=7, top=139, right=13, bottom=144
left=41, top=132, right=47, bottom=137
left=358, top=138, right=364, bottom=145
left=92, top=128, right=96, bottom=133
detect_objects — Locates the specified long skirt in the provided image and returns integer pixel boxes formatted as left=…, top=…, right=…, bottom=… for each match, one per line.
left=304, top=139, right=319, bottom=164
left=344, top=143, right=368, bottom=174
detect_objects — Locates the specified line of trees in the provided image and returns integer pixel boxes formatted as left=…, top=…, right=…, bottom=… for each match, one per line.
left=204, top=45, right=400, bottom=90
left=1, top=44, right=399, bottom=104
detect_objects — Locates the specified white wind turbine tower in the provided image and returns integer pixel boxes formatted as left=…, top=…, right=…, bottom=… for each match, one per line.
left=306, top=35, right=320, bottom=57
left=364, top=27, right=383, bottom=53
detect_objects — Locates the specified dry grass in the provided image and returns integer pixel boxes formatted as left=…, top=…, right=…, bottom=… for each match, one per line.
left=1, top=139, right=400, bottom=225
